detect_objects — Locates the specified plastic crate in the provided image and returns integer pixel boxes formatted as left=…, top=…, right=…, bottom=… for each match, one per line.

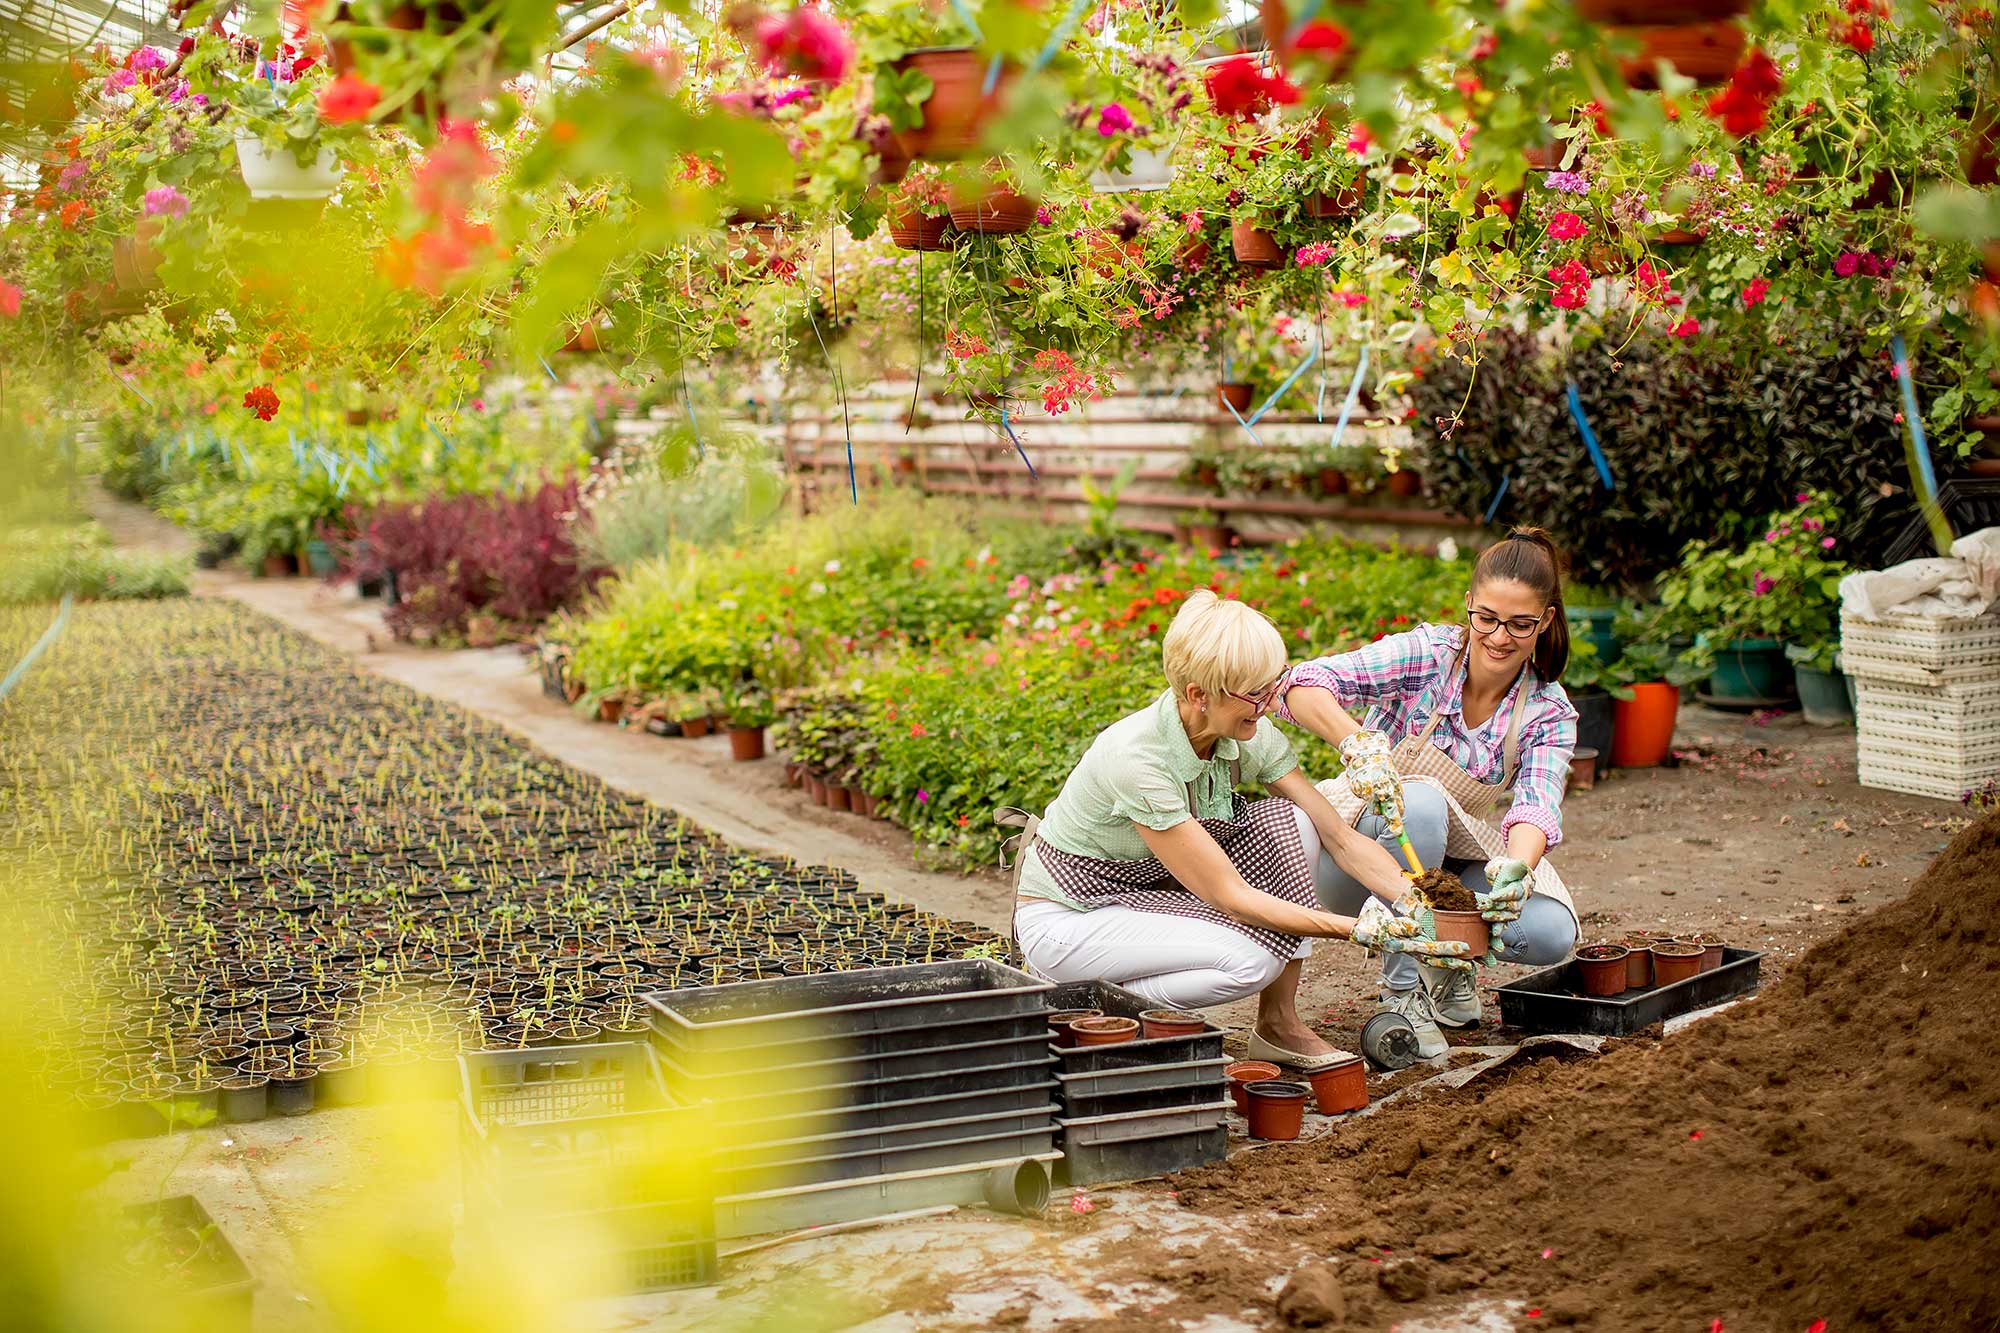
left=713, top=1121, right=1060, bottom=1195
left=1839, top=609, right=2000, bottom=674
left=652, top=1020, right=1053, bottom=1096
left=643, top=960, right=1053, bottom=1058
left=715, top=1103, right=1061, bottom=1172
left=1056, top=1123, right=1228, bottom=1188
left=713, top=1153, right=1060, bottom=1239
left=720, top=1080, right=1060, bottom=1142
left=1055, top=1057, right=1230, bottom=1104
left=1853, top=674, right=2000, bottom=801
left=1495, top=947, right=1762, bottom=1036
left=656, top=1042, right=1057, bottom=1113
left=1047, top=980, right=1228, bottom=1073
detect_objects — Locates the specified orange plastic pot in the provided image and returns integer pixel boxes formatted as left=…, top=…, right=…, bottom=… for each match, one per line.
left=1226, top=1060, right=1281, bottom=1113
left=881, top=49, right=1017, bottom=169
left=1304, top=1056, right=1368, bottom=1115
left=1217, top=382, right=1255, bottom=413
left=727, top=726, right=766, bottom=762
left=887, top=207, right=954, bottom=251
left=1575, top=943, right=1630, bottom=997
left=681, top=716, right=712, bottom=739
left=1230, top=220, right=1285, bottom=269
left=1610, top=682, right=1679, bottom=768
left=1616, top=21, right=1746, bottom=88
left=1651, top=942, right=1703, bottom=985
left=947, top=186, right=1038, bottom=235
left=1430, top=909, right=1489, bottom=959
left=825, top=785, right=853, bottom=813
left=1069, top=1015, right=1139, bottom=1046
left=1139, top=1009, right=1206, bottom=1039
left=1619, top=938, right=1655, bottom=988
left=1046, top=1008, right=1103, bottom=1048
left=1244, top=1080, right=1309, bottom=1140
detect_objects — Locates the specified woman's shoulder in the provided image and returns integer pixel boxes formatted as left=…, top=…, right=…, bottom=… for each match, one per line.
left=1081, top=696, right=1176, bottom=769
left=1526, top=673, right=1581, bottom=725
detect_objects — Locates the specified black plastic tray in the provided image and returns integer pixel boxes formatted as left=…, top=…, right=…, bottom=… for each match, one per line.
left=1056, top=1123, right=1229, bottom=1187
left=1055, top=1057, right=1229, bottom=1103
left=648, top=1010, right=1051, bottom=1074
left=714, top=1122, right=1060, bottom=1194
left=714, top=1103, right=1061, bottom=1170
left=1057, top=1099, right=1231, bottom=1148
left=656, top=1028, right=1057, bottom=1096
left=721, top=1080, right=1059, bottom=1140
left=655, top=1040, right=1056, bottom=1110
left=1047, top=980, right=1227, bottom=1072
left=1495, top=947, right=1763, bottom=1036
left=643, top=960, right=1052, bottom=1055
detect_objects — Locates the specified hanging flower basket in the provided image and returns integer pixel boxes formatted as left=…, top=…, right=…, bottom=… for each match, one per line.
left=1303, top=181, right=1365, bottom=218
left=947, top=185, right=1037, bottom=235
left=236, top=135, right=341, bottom=199
left=1615, top=21, right=1746, bottom=88
left=881, top=48, right=1016, bottom=177
left=111, top=221, right=162, bottom=292
left=887, top=207, right=954, bottom=251
left=1090, top=147, right=1176, bottom=193
left=1656, top=226, right=1704, bottom=245
left=1230, top=220, right=1286, bottom=269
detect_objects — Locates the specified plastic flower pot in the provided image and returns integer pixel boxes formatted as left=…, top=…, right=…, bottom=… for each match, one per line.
left=947, top=186, right=1038, bottom=235
left=1068, top=1015, right=1140, bottom=1046
left=1568, top=748, right=1600, bottom=792
left=1187, top=522, right=1234, bottom=551
left=727, top=725, right=766, bottom=762
left=269, top=1073, right=315, bottom=1117
left=1691, top=936, right=1726, bottom=972
left=235, top=134, right=341, bottom=199
left=260, top=553, right=295, bottom=579
left=1138, top=1009, right=1207, bottom=1039
left=1244, top=1080, right=1310, bottom=1140
left=881, top=48, right=1016, bottom=171
left=1385, top=469, right=1423, bottom=498
left=1046, top=1008, right=1104, bottom=1047
left=1429, top=910, right=1490, bottom=959
left=826, top=785, right=853, bottom=813
left=1788, top=649, right=1853, bottom=726
left=1575, top=943, right=1630, bottom=997
left=1615, top=20, right=1746, bottom=88
left=597, top=697, right=625, bottom=724
left=1230, top=220, right=1286, bottom=269
left=805, top=774, right=827, bottom=804
left=1702, top=637, right=1793, bottom=706
left=1304, top=1056, right=1368, bottom=1115
left=1572, top=689, right=1613, bottom=776
left=1618, top=938, right=1654, bottom=988
left=1610, top=682, right=1680, bottom=767
left=1650, top=942, right=1703, bottom=985
left=1226, top=1060, right=1281, bottom=1113
left=681, top=716, right=711, bottom=739
left=1303, top=182, right=1365, bottom=218
left=217, top=1075, right=268, bottom=1123
left=887, top=207, right=954, bottom=251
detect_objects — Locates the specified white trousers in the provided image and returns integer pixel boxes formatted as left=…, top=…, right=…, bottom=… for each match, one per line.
left=1011, top=809, right=1322, bottom=1011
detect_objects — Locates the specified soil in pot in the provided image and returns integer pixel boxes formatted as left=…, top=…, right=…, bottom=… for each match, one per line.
left=1412, top=868, right=1476, bottom=910
left=1650, top=941, right=1704, bottom=985
left=1069, top=1015, right=1140, bottom=1046
left=1139, top=1009, right=1207, bottom=1039
left=1047, top=1008, right=1104, bottom=1047
left=1305, top=1056, right=1369, bottom=1115
left=1227, top=1060, right=1282, bottom=1113
left=1690, top=934, right=1726, bottom=972
left=1244, top=1079, right=1310, bottom=1140
left=1575, top=943, right=1631, bottom=997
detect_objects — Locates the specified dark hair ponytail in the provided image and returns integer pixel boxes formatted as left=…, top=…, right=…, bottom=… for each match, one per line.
left=1471, top=526, right=1570, bottom=682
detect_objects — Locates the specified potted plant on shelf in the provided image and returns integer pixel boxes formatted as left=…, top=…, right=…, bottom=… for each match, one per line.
left=1183, top=506, right=1233, bottom=551
left=722, top=682, right=778, bottom=762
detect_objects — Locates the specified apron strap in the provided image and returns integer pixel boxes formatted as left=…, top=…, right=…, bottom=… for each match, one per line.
left=995, top=806, right=1041, bottom=891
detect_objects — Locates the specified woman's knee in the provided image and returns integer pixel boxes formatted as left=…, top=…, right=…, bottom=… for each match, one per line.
left=1494, top=894, right=1578, bottom=966
left=1399, top=780, right=1448, bottom=862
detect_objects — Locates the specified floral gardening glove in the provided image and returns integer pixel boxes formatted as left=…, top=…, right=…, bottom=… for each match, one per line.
left=1339, top=730, right=1402, bottom=828
left=1352, top=898, right=1474, bottom=971
left=1477, top=859, right=1531, bottom=924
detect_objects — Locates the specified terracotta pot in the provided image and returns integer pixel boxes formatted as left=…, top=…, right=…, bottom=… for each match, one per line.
left=1303, top=182, right=1365, bottom=218
left=1070, top=1015, right=1140, bottom=1046
left=1650, top=942, right=1703, bottom=985
left=1430, top=909, right=1489, bottom=958
left=1619, top=939, right=1655, bottom=988
left=881, top=48, right=1016, bottom=172
left=1217, top=382, right=1256, bottom=413
left=1244, top=1079, right=1310, bottom=1140
left=1304, top=1056, right=1368, bottom=1115
left=112, top=222, right=162, bottom=291
left=1138, top=1009, right=1206, bottom=1039
left=1616, top=21, right=1746, bottom=88
left=948, top=185, right=1038, bottom=235
left=1521, top=141, right=1566, bottom=172
left=1081, top=228, right=1145, bottom=275
left=1177, top=238, right=1212, bottom=270
left=1575, top=943, right=1630, bottom=997
left=1386, top=469, right=1423, bottom=498
left=1047, top=1008, right=1104, bottom=1048
left=1575, top=0, right=1747, bottom=19
left=562, top=323, right=603, bottom=353
left=805, top=774, right=827, bottom=805
left=727, top=725, right=766, bottom=762
left=681, top=715, right=712, bottom=739
left=1230, top=220, right=1286, bottom=269
left=1226, top=1060, right=1282, bottom=1113
left=825, top=784, right=853, bottom=813
left=1316, top=467, right=1349, bottom=497
left=887, top=207, right=954, bottom=251
left=597, top=697, right=625, bottom=724
left=1186, top=523, right=1234, bottom=551
left=1568, top=748, right=1600, bottom=792
left=1611, top=681, right=1679, bottom=767
left=260, top=553, right=295, bottom=578
left=1656, top=227, right=1705, bottom=245
left=1691, top=936, right=1725, bottom=972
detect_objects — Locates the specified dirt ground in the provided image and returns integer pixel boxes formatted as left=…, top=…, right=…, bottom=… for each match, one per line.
left=79, top=491, right=1980, bottom=1330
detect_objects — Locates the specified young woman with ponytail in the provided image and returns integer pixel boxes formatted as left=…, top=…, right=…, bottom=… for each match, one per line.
left=1274, top=527, right=1582, bottom=1059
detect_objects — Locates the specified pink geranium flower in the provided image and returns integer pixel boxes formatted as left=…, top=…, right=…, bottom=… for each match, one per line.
left=755, top=5, right=855, bottom=83
left=142, top=185, right=188, bottom=218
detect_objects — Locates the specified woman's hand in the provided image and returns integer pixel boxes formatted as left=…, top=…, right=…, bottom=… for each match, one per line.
left=1477, top=858, right=1531, bottom=923
left=1339, top=731, right=1402, bottom=823
left=1352, top=898, right=1473, bottom=970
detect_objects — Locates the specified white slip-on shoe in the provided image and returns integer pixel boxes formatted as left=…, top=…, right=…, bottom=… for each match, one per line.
left=1244, top=1023, right=1358, bottom=1073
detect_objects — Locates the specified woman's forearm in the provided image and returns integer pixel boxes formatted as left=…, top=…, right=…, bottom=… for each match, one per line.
left=1135, top=818, right=1355, bottom=938
left=1271, top=770, right=1409, bottom=907
left=1506, top=822, right=1549, bottom=870
left=1283, top=684, right=1364, bottom=746
left=1212, top=886, right=1356, bottom=939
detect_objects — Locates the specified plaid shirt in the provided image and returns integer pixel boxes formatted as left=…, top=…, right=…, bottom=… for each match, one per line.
left=1276, top=622, right=1578, bottom=847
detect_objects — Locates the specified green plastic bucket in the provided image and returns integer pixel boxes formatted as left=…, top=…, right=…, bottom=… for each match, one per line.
left=1786, top=645, right=1852, bottom=726
left=1703, top=638, right=1793, bottom=706
left=1567, top=607, right=1620, bottom=670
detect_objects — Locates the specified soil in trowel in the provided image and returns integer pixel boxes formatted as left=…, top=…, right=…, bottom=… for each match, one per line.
left=1410, top=867, right=1476, bottom=911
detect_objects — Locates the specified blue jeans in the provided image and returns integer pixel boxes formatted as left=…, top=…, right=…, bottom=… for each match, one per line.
left=1310, top=780, right=1577, bottom=990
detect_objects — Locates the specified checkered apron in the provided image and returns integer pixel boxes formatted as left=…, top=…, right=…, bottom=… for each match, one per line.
left=1007, top=791, right=1320, bottom=961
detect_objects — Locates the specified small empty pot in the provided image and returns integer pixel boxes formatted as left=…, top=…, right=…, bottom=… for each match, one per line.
left=1569, top=747, right=1600, bottom=791
left=1619, top=938, right=1655, bottom=989
left=1226, top=1060, right=1281, bottom=1113
left=1244, top=1080, right=1310, bottom=1141
left=1650, top=941, right=1703, bottom=986
left=1046, top=1008, right=1104, bottom=1047
left=1304, top=1055, right=1368, bottom=1115
left=1069, top=1015, right=1140, bottom=1047
left=1139, top=1009, right=1206, bottom=1039
left=1574, top=943, right=1630, bottom=997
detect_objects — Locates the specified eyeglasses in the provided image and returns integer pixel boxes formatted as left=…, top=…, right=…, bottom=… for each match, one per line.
left=1466, top=602, right=1549, bottom=640
left=1225, top=666, right=1291, bottom=715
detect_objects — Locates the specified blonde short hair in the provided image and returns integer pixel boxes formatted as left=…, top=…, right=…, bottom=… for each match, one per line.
left=1161, top=589, right=1286, bottom=701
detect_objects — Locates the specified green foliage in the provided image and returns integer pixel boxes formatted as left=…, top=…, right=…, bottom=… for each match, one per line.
left=1655, top=494, right=1850, bottom=672
left=0, top=526, right=190, bottom=606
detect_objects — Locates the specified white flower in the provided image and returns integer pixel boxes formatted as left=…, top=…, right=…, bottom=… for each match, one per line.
left=809, top=581, right=826, bottom=595
left=718, top=598, right=738, bottom=610
left=1437, top=537, right=1460, bottom=562
left=824, top=559, right=841, bottom=574
left=977, top=547, right=992, bottom=563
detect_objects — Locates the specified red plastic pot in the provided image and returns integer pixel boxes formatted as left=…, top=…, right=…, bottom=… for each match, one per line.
left=1244, top=1080, right=1309, bottom=1140
left=1069, top=1015, right=1139, bottom=1046
left=1568, top=748, right=1600, bottom=792
left=1619, top=938, right=1655, bottom=988
left=1430, top=910, right=1490, bottom=959
left=1230, top=220, right=1285, bottom=269
left=1692, top=936, right=1725, bottom=972
left=1385, top=469, right=1423, bottom=498
left=1304, top=1056, right=1368, bottom=1115
left=1651, top=942, right=1703, bottom=985
left=727, top=725, right=766, bottom=762
left=1616, top=20, right=1746, bottom=88
left=1575, top=943, right=1630, bottom=997
left=887, top=207, right=953, bottom=251
left=597, top=697, right=624, bottom=724
left=1217, top=382, right=1255, bottom=414
left=1303, top=182, right=1365, bottom=218
left=805, top=774, right=827, bottom=805
left=947, top=186, right=1038, bottom=235
left=1226, top=1060, right=1281, bottom=1113
left=1047, top=1008, right=1104, bottom=1048
left=1138, top=1009, right=1206, bottom=1040
left=825, top=784, right=853, bottom=813
left=260, top=553, right=295, bottom=578
left=1611, top=682, right=1679, bottom=768
left=681, top=715, right=712, bottom=739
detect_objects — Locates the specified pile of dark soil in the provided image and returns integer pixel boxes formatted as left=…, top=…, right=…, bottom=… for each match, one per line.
left=1411, top=867, right=1476, bottom=912
left=1148, top=812, right=2000, bottom=1331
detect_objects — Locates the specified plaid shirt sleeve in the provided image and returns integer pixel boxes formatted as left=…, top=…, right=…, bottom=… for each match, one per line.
left=1276, top=627, right=1439, bottom=727
left=1501, top=684, right=1579, bottom=847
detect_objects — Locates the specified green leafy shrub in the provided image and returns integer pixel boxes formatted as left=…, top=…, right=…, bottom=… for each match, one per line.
left=0, top=526, right=190, bottom=606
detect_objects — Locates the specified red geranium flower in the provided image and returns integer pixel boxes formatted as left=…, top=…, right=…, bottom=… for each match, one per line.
left=243, top=384, right=280, bottom=421
left=1547, top=258, right=1591, bottom=309
left=1292, top=20, right=1349, bottom=60
left=1840, top=18, right=1874, bottom=52
left=1548, top=211, right=1587, bottom=241
left=316, top=73, right=380, bottom=123
left=0, top=278, right=20, bottom=319
left=1742, top=276, right=1770, bottom=306
left=1204, top=55, right=1298, bottom=120
left=1705, top=49, right=1782, bottom=137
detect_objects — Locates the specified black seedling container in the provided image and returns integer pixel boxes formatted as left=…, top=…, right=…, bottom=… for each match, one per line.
left=1496, top=947, right=1763, bottom=1036
left=1046, top=980, right=1226, bottom=1072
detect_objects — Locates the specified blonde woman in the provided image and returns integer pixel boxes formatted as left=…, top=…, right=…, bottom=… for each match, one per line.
left=1003, top=590, right=1468, bottom=1070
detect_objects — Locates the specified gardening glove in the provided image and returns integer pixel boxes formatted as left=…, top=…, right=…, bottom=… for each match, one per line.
left=1476, top=858, right=1532, bottom=925
left=1352, top=897, right=1474, bottom=971
left=1339, top=731, right=1402, bottom=828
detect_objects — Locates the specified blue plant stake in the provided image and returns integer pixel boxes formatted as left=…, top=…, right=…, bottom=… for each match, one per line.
left=537, top=353, right=559, bottom=385
left=998, top=403, right=1039, bottom=480
left=1482, top=472, right=1512, bottom=523
left=1328, top=345, right=1370, bottom=450
left=680, top=369, right=704, bottom=459
left=1565, top=381, right=1616, bottom=490
left=806, top=305, right=857, bottom=504
left=1224, top=343, right=1321, bottom=447
left=0, top=593, right=73, bottom=705
left=1891, top=332, right=1952, bottom=554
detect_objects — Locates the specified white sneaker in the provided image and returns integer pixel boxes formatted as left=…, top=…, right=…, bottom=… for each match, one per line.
left=1421, top=962, right=1481, bottom=1030
left=1377, top=985, right=1448, bottom=1059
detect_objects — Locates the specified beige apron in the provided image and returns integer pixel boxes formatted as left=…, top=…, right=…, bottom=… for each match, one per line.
left=1317, top=635, right=1576, bottom=921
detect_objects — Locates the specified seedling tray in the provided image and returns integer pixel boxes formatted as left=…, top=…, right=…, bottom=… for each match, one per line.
left=714, top=1122, right=1060, bottom=1194
left=719, top=1080, right=1060, bottom=1140
left=644, top=960, right=1052, bottom=1056
left=1046, top=980, right=1227, bottom=1072
left=714, top=1153, right=1062, bottom=1239
left=1057, top=1123, right=1229, bottom=1188
left=1496, top=947, right=1763, bottom=1037
left=655, top=1041, right=1057, bottom=1110
left=654, top=1026, right=1055, bottom=1096
left=648, top=1010, right=1050, bottom=1075
left=714, top=1103, right=1061, bottom=1171
left=1057, top=1099, right=1232, bottom=1149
